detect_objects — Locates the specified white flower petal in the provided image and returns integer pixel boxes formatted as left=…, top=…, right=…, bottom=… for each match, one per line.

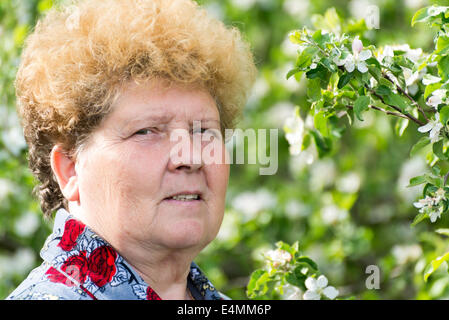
left=427, top=95, right=442, bottom=108
left=429, top=210, right=441, bottom=223
left=359, top=50, right=372, bottom=61
left=303, top=290, right=321, bottom=300
left=316, top=275, right=328, bottom=289
left=333, top=57, right=346, bottom=66
left=345, top=60, right=355, bottom=73
left=428, top=6, right=448, bottom=17
left=286, top=131, right=303, bottom=145
left=413, top=202, right=424, bottom=209
left=322, top=286, right=339, bottom=300
left=433, top=89, right=447, bottom=99
left=418, top=122, right=433, bottom=133
left=422, top=74, right=442, bottom=85
left=357, top=61, right=368, bottom=73
left=289, top=143, right=302, bottom=156
left=305, top=277, right=318, bottom=291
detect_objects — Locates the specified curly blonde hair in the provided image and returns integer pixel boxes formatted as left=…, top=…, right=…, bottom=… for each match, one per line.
left=16, top=0, right=257, bottom=218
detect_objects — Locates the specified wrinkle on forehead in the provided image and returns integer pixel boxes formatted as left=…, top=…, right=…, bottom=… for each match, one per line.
left=108, top=79, right=221, bottom=128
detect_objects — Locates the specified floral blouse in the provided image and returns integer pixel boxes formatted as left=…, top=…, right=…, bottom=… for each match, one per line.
left=7, top=208, right=226, bottom=300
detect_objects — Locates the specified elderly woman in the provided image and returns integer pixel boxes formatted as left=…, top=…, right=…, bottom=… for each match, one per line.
left=7, top=0, right=256, bottom=300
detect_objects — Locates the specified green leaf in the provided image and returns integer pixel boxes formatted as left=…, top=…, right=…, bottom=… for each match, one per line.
left=384, top=93, right=411, bottom=112
left=354, top=95, right=370, bottom=121
left=424, top=82, right=442, bottom=99
left=438, top=55, right=449, bottom=81
left=424, top=252, right=449, bottom=282
left=314, top=111, right=330, bottom=137
left=295, top=256, right=318, bottom=271
left=410, top=136, right=431, bottom=157
left=247, top=269, right=270, bottom=298
left=337, top=72, right=352, bottom=89
left=286, top=67, right=301, bottom=80
left=424, top=173, right=441, bottom=187
left=440, top=106, right=449, bottom=125
left=285, top=272, right=306, bottom=290
left=306, top=64, right=330, bottom=82
left=395, top=118, right=409, bottom=137
left=307, top=79, right=322, bottom=102
left=411, top=7, right=430, bottom=26
left=310, top=129, right=331, bottom=157
left=435, top=228, right=449, bottom=236
left=13, top=25, right=29, bottom=46
left=289, top=30, right=304, bottom=44
left=411, top=212, right=428, bottom=227
left=407, top=175, right=427, bottom=187
left=433, top=140, right=448, bottom=160
left=295, top=46, right=319, bottom=71
left=375, top=85, right=392, bottom=96
left=37, top=0, right=54, bottom=13
left=436, top=36, right=449, bottom=56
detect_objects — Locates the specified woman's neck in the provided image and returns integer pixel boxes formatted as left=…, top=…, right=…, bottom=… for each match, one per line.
left=126, top=248, right=196, bottom=300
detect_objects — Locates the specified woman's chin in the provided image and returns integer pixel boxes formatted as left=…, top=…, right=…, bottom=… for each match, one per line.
left=160, top=220, right=208, bottom=249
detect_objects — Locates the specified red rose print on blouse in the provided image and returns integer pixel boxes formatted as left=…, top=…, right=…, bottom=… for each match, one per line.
left=87, top=245, right=117, bottom=287
left=46, top=251, right=89, bottom=287
left=57, top=219, right=86, bottom=251
left=146, top=287, right=161, bottom=300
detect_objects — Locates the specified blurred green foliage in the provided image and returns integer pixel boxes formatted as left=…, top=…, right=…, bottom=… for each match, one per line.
left=3, top=0, right=449, bottom=300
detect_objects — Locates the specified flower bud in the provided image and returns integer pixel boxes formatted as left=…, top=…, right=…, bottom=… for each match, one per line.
left=352, top=36, right=363, bottom=54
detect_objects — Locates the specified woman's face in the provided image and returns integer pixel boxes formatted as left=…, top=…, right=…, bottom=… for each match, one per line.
left=73, top=80, right=229, bottom=252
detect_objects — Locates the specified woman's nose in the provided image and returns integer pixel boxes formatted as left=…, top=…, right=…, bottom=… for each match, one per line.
left=167, top=128, right=204, bottom=172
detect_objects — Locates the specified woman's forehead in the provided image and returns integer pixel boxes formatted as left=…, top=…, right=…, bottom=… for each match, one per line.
left=110, top=80, right=220, bottom=123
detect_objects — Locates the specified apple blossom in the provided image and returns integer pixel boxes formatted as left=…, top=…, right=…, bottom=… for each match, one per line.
left=418, top=113, right=443, bottom=143
left=303, top=275, right=339, bottom=300
left=334, top=36, right=372, bottom=73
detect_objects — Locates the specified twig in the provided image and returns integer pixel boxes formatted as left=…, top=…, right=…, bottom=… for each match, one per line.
left=382, top=72, right=429, bottom=122
left=366, top=85, right=425, bottom=126
left=345, top=104, right=409, bottom=120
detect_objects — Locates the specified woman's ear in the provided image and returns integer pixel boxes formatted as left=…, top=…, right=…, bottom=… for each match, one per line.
left=50, top=145, right=80, bottom=202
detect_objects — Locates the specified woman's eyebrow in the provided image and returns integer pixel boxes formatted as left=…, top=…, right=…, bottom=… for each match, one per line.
left=191, top=118, right=221, bottom=125
left=123, top=114, right=174, bottom=126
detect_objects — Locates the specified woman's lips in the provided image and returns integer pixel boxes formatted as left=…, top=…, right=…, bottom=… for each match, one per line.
left=162, top=198, right=204, bottom=206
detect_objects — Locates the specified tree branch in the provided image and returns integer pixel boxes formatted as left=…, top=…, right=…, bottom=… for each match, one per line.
left=345, top=104, right=409, bottom=120
left=382, top=72, right=429, bottom=122
left=366, top=85, right=425, bottom=126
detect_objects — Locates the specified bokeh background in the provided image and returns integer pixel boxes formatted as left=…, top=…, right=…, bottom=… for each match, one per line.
left=2, top=0, right=449, bottom=300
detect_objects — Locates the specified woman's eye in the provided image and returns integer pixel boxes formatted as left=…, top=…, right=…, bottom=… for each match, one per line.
left=193, top=128, right=208, bottom=134
left=194, top=128, right=222, bottom=140
left=134, top=128, right=156, bottom=135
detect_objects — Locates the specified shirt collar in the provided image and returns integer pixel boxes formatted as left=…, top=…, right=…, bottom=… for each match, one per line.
left=40, top=208, right=223, bottom=300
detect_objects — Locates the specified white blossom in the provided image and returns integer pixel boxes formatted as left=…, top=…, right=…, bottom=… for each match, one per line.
left=426, top=89, right=447, bottom=109
left=428, top=6, right=448, bottom=17
left=284, top=111, right=305, bottom=156
left=413, top=188, right=447, bottom=223
left=377, top=44, right=423, bottom=65
left=417, top=113, right=443, bottom=143
left=303, top=275, right=339, bottom=300
left=334, top=36, right=371, bottom=73
left=232, top=189, right=277, bottom=221
left=422, top=74, right=442, bottom=86
left=392, top=244, right=422, bottom=265
left=264, top=248, right=292, bottom=268
left=429, top=207, right=443, bottom=223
